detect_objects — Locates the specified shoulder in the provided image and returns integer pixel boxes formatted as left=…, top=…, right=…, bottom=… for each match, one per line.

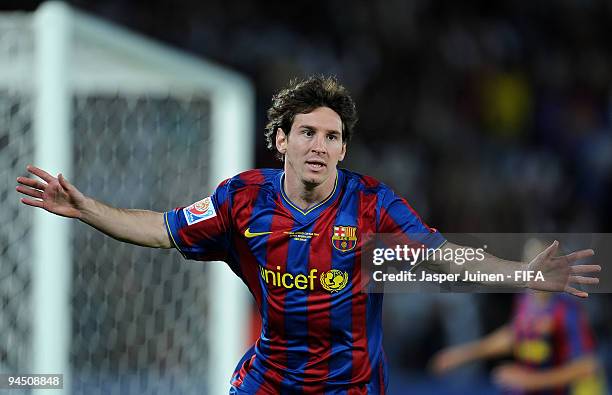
left=220, top=168, right=280, bottom=195
left=340, top=168, right=390, bottom=196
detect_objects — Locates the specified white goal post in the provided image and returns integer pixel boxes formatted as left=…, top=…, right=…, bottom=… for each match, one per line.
left=1, top=2, right=253, bottom=394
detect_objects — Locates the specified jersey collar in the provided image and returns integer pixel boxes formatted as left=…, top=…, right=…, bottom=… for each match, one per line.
left=278, top=170, right=343, bottom=218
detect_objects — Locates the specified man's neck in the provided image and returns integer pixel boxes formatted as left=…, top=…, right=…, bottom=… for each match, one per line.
left=283, top=169, right=337, bottom=211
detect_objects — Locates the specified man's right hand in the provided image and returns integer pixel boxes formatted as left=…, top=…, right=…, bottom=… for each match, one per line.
left=16, top=164, right=171, bottom=248
left=16, top=165, right=87, bottom=218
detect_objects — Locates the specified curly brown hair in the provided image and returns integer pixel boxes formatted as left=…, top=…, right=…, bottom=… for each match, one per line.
left=265, top=75, right=358, bottom=160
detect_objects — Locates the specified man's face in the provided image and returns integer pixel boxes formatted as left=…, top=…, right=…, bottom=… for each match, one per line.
left=276, top=106, right=346, bottom=188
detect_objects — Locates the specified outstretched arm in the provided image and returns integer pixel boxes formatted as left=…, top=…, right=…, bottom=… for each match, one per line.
left=424, top=241, right=600, bottom=298
left=16, top=165, right=172, bottom=248
left=430, top=324, right=513, bottom=375
left=493, top=355, right=600, bottom=391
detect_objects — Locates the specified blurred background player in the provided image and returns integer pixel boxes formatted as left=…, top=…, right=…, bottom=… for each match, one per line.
left=431, top=292, right=606, bottom=394
left=430, top=239, right=607, bottom=395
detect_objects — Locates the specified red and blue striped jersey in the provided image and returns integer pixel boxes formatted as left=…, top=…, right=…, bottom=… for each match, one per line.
left=164, top=168, right=445, bottom=394
left=511, top=293, right=605, bottom=395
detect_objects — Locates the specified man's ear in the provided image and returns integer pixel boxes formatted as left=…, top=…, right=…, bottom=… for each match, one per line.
left=338, top=143, right=346, bottom=162
left=276, top=128, right=287, bottom=154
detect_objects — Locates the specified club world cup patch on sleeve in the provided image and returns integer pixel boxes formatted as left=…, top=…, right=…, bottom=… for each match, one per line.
left=183, top=196, right=216, bottom=226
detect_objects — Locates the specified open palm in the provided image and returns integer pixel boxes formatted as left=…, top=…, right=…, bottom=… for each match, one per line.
left=16, top=165, right=85, bottom=218
left=527, top=241, right=600, bottom=298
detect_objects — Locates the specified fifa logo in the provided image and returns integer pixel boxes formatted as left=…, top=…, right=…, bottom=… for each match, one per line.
left=331, top=225, right=357, bottom=252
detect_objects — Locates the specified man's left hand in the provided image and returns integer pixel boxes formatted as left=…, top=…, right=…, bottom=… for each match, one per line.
left=526, top=240, right=600, bottom=298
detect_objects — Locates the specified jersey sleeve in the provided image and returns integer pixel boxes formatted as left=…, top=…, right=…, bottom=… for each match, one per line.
left=558, top=297, right=595, bottom=360
left=378, top=187, right=446, bottom=250
left=164, top=179, right=232, bottom=261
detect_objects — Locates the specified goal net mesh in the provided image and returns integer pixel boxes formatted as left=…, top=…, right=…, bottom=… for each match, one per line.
left=0, top=11, right=232, bottom=394
left=0, top=13, right=35, bottom=378
left=70, top=95, right=212, bottom=394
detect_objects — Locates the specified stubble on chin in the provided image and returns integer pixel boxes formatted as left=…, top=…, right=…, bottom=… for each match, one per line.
left=302, top=177, right=321, bottom=191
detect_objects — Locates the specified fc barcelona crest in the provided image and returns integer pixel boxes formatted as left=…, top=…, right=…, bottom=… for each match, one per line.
left=331, top=225, right=357, bottom=252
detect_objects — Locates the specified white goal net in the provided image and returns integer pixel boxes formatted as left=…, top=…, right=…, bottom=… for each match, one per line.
left=0, top=3, right=253, bottom=394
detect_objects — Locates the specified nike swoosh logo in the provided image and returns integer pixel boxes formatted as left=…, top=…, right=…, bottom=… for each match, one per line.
left=244, top=228, right=273, bottom=238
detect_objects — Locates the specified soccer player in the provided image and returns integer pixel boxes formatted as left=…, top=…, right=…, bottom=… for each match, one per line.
left=430, top=292, right=607, bottom=394
left=16, top=76, right=600, bottom=394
